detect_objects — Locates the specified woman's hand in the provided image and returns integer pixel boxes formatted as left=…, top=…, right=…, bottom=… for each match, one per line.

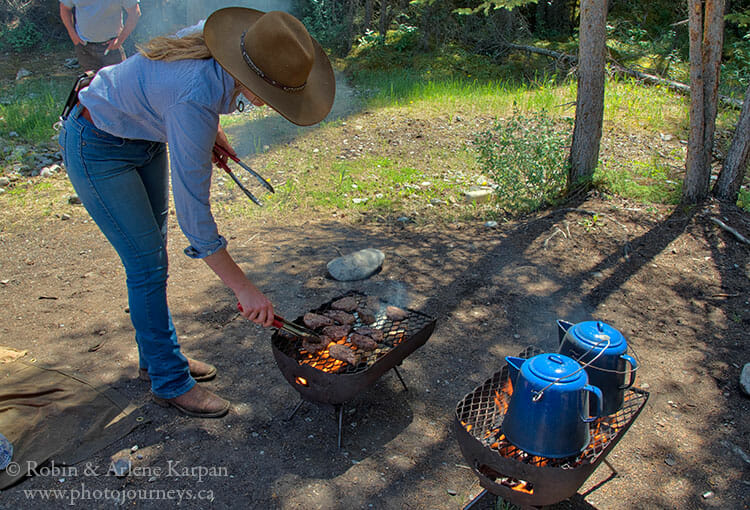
left=236, top=283, right=274, bottom=327
left=212, top=125, right=236, bottom=165
left=202, top=248, right=275, bottom=327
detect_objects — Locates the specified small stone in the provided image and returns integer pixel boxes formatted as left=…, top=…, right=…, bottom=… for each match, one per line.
left=665, top=455, right=676, bottom=466
left=446, top=489, right=457, bottom=496
left=485, top=221, right=498, bottom=228
left=740, top=364, right=750, bottom=397
left=702, top=491, right=714, bottom=499
left=396, top=216, right=410, bottom=223
left=109, top=458, right=131, bottom=477
left=464, top=188, right=493, bottom=204
left=15, top=68, right=31, bottom=80
left=60, top=213, right=71, bottom=221
left=0, top=177, right=10, bottom=187
left=131, top=445, right=139, bottom=452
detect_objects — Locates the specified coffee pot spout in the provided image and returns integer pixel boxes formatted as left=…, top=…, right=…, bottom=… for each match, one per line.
left=505, top=356, right=525, bottom=385
left=557, top=319, right=574, bottom=344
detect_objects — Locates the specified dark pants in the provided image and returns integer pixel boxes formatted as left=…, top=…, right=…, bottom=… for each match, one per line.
left=75, top=41, right=126, bottom=72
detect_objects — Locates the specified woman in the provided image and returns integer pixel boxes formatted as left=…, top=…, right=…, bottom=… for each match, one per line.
left=59, top=8, right=335, bottom=418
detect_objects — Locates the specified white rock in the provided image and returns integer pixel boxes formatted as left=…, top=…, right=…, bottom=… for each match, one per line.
left=464, top=188, right=493, bottom=204
left=15, top=68, right=31, bottom=80
left=741, top=364, right=750, bottom=397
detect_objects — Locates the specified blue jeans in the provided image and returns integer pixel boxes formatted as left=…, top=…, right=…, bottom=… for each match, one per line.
left=60, top=103, right=195, bottom=399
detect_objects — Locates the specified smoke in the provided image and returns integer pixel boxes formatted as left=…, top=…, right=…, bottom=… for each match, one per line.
left=135, top=0, right=295, bottom=41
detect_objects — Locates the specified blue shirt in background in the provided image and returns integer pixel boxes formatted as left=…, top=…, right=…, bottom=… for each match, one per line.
left=78, top=54, right=237, bottom=259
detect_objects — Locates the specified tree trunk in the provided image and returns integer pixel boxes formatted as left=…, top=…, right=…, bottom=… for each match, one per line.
left=342, top=0, right=358, bottom=54
left=568, top=0, right=608, bottom=188
left=684, top=0, right=725, bottom=204
left=713, top=83, right=750, bottom=202
left=378, top=0, right=388, bottom=38
left=363, top=0, right=373, bottom=32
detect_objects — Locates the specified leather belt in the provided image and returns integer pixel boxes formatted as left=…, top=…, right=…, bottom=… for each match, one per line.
left=80, top=105, right=93, bottom=124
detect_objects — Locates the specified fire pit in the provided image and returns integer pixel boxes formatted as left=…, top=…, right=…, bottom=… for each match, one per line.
left=272, top=291, right=435, bottom=446
left=455, top=346, right=649, bottom=508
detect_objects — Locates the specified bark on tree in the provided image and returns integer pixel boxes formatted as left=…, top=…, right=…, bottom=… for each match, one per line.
left=379, top=0, right=389, bottom=37
left=363, top=0, right=373, bottom=32
left=684, top=0, right=725, bottom=204
left=568, top=0, right=608, bottom=188
left=713, top=83, right=750, bottom=202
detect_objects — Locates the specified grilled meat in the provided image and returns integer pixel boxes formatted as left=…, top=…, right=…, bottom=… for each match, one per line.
left=331, top=296, right=358, bottom=312
left=304, top=312, right=334, bottom=329
left=324, top=309, right=356, bottom=325
left=322, top=324, right=352, bottom=342
left=354, top=326, right=384, bottom=343
left=386, top=305, right=408, bottom=321
left=302, top=340, right=328, bottom=354
left=350, top=333, right=377, bottom=351
left=328, top=344, right=357, bottom=365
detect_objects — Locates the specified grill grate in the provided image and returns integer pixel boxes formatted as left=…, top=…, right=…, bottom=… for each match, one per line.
left=271, top=291, right=435, bottom=375
left=456, top=346, right=648, bottom=469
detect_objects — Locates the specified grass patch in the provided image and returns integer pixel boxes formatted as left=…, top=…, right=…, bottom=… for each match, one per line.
left=0, top=77, right=70, bottom=144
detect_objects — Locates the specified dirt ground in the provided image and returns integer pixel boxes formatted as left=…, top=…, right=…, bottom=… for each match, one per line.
left=1, top=52, right=749, bottom=510
left=1, top=189, right=748, bottom=509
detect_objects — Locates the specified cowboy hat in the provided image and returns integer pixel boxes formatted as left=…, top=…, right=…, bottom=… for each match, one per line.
left=204, top=8, right=335, bottom=126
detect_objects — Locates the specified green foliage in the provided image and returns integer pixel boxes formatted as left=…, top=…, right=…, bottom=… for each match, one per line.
left=738, top=188, right=750, bottom=212
left=295, top=0, right=351, bottom=55
left=0, top=20, right=43, bottom=52
left=0, top=78, right=69, bottom=144
left=473, top=109, right=572, bottom=213
left=725, top=9, right=750, bottom=28
left=451, top=0, right=539, bottom=16
left=722, top=34, right=750, bottom=94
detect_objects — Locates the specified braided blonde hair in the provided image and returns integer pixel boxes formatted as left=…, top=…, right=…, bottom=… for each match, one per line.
left=137, top=32, right=212, bottom=61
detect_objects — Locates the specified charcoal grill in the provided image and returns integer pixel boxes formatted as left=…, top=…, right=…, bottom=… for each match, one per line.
left=455, top=346, right=649, bottom=508
left=272, top=291, right=435, bottom=446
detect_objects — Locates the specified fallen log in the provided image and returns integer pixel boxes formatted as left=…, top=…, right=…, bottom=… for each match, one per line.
left=501, top=43, right=743, bottom=110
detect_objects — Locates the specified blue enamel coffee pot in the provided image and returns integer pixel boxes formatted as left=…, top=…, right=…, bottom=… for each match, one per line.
left=557, top=320, right=638, bottom=415
left=503, top=353, right=603, bottom=458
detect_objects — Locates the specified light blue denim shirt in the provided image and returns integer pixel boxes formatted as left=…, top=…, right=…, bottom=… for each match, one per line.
left=78, top=54, right=237, bottom=259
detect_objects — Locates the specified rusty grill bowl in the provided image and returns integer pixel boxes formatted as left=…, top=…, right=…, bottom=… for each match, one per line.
left=271, top=291, right=436, bottom=405
left=455, top=346, right=649, bottom=507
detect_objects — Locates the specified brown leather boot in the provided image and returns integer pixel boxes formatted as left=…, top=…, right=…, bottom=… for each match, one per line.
left=139, top=357, right=217, bottom=382
left=152, top=385, right=230, bottom=418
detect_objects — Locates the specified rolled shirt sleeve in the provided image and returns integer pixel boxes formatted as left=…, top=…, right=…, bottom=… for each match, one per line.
left=164, top=100, right=227, bottom=259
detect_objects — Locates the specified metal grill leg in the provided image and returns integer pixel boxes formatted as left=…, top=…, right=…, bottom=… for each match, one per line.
left=285, top=399, right=304, bottom=422
left=336, top=404, right=344, bottom=449
left=393, top=366, right=408, bottom=391
left=462, top=489, right=489, bottom=510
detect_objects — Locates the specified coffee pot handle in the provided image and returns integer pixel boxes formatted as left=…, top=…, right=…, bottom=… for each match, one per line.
left=618, top=354, right=638, bottom=389
left=582, top=384, right=603, bottom=423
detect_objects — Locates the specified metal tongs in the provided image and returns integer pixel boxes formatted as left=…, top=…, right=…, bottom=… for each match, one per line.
left=236, top=304, right=323, bottom=342
left=213, top=144, right=274, bottom=206
left=271, top=315, right=324, bottom=343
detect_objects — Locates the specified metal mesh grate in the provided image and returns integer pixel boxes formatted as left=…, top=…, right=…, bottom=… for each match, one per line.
left=271, top=292, right=435, bottom=375
left=456, top=346, right=648, bottom=469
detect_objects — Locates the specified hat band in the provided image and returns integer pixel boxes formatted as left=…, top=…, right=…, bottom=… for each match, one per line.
left=240, top=31, right=306, bottom=93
